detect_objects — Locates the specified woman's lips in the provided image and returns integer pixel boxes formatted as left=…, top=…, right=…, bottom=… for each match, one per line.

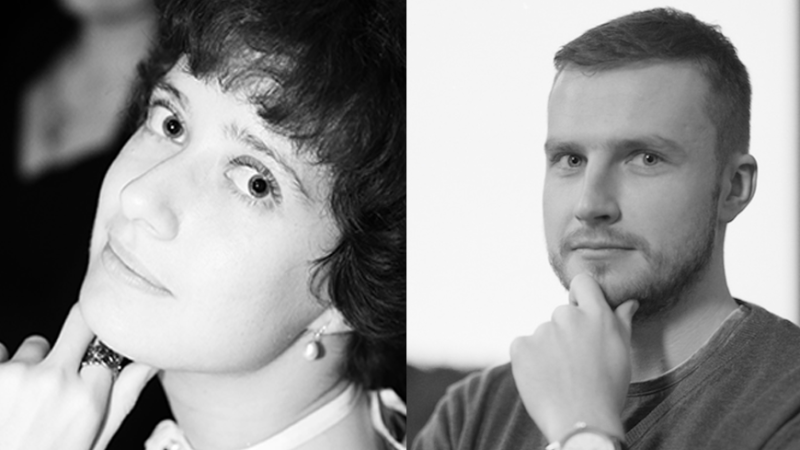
left=101, top=238, right=172, bottom=296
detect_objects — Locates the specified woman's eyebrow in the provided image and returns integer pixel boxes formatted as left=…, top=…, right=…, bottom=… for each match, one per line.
left=153, top=80, right=189, bottom=111
left=225, top=123, right=312, bottom=201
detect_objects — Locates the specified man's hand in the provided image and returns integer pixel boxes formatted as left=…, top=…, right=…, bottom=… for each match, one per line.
left=510, top=273, right=638, bottom=443
left=0, top=304, right=157, bottom=450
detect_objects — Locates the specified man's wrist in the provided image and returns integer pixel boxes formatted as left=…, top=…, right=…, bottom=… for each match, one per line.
left=545, top=422, right=625, bottom=450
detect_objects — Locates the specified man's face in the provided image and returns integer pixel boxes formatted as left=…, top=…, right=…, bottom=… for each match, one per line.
left=544, top=62, right=721, bottom=317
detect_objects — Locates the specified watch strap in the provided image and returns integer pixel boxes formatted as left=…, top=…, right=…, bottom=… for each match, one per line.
left=545, top=422, right=624, bottom=450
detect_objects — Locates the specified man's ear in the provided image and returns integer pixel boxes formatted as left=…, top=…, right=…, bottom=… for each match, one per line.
left=719, top=153, right=757, bottom=223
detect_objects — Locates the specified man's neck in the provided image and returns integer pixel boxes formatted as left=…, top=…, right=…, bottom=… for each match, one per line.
left=628, top=267, right=738, bottom=382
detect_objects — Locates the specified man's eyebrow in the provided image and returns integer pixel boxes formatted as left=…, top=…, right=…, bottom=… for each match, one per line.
left=152, top=80, right=189, bottom=111
left=544, top=136, right=685, bottom=154
left=225, top=124, right=312, bottom=201
left=611, top=135, right=685, bottom=152
left=544, top=139, right=583, bottom=154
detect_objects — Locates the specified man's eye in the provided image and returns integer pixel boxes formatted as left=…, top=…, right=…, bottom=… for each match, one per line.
left=553, top=154, right=583, bottom=168
left=548, top=153, right=584, bottom=172
left=641, top=153, right=661, bottom=165
left=631, top=152, right=662, bottom=167
left=566, top=155, right=583, bottom=167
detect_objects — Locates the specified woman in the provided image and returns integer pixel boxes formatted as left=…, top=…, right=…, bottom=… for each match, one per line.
left=0, top=0, right=406, bottom=449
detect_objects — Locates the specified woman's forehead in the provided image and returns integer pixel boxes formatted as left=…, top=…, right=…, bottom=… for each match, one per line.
left=158, top=64, right=335, bottom=205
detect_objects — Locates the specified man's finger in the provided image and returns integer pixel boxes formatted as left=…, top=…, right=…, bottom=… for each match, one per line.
left=48, top=303, right=96, bottom=367
left=11, top=335, right=51, bottom=363
left=568, top=273, right=608, bottom=312
left=0, top=342, right=8, bottom=362
left=614, top=299, right=639, bottom=338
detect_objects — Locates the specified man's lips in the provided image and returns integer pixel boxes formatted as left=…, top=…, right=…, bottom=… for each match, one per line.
left=569, top=244, right=635, bottom=261
left=559, top=229, right=649, bottom=261
left=570, top=241, right=635, bottom=251
left=102, top=237, right=172, bottom=296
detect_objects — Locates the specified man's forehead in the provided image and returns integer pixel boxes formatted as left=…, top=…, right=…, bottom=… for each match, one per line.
left=546, top=61, right=715, bottom=150
left=550, top=61, right=709, bottom=104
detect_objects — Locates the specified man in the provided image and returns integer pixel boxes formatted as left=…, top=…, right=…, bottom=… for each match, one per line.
left=413, top=8, right=800, bottom=450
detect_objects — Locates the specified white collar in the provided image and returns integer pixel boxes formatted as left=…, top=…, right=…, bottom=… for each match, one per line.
left=145, top=383, right=361, bottom=450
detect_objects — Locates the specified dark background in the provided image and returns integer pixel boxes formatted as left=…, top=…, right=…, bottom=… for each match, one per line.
left=2, top=2, right=170, bottom=448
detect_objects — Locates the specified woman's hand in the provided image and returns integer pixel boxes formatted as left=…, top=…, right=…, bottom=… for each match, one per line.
left=0, top=304, right=158, bottom=450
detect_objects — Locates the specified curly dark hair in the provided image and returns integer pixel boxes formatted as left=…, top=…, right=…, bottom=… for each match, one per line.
left=126, top=0, right=405, bottom=397
left=554, top=7, right=750, bottom=167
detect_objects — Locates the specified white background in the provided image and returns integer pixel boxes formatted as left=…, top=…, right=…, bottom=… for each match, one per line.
left=408, top=1, right=799, bottom=369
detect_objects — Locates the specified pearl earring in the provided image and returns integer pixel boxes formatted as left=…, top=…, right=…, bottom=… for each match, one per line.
left=303, top=323, right=329, bottom=361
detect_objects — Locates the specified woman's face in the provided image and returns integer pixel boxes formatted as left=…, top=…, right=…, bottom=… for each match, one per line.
left=79, top=61, right=339, bottom=373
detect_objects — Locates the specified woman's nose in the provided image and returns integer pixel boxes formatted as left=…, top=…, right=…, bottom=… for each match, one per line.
left=119, top=169, right=179, bottom=240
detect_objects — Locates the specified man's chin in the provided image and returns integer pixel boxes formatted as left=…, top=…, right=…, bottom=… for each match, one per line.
left=560, top=265, right=645, bottom=308
left=592, top=280, right=641, bottom=309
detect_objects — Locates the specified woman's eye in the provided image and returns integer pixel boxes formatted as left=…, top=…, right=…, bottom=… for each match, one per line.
left=145, top=102, right=186, bottom=143
left=163, top=116, right=184, bottom=139
left=248, top=175, right=272, bottom=198
left=227, top=156, right=282, bottom=206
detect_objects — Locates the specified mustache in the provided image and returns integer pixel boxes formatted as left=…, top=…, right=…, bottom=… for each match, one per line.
left=560, top=227, right=651, bottom=255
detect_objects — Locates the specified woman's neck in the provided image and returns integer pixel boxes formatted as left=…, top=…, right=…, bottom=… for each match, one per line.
left=159, top=336, right=365, bottom=450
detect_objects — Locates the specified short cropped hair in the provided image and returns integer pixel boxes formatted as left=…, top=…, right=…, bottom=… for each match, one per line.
left=127, top=0, right=406, bottom=396
left=554, top=7, right=751, bottom=163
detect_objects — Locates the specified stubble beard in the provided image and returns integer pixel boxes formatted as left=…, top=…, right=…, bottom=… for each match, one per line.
left=548, top=191, right=719, bottom=322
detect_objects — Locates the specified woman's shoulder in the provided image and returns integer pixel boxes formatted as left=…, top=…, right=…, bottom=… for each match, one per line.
left=371, top=388, right=407, bottom=450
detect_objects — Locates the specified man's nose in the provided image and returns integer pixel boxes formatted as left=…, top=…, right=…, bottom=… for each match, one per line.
left=573, top=165, right=621, bottom=225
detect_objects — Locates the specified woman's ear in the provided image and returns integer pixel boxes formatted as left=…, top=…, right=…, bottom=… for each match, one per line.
left=719, top=153, right=757, bottom=223
left=307, top=307, right=353, bottom=335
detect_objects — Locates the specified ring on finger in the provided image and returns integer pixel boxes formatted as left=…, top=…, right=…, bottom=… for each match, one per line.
left=80, top=337, right=126, bottom=379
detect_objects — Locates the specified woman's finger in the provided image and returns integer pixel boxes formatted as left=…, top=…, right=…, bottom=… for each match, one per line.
left=92, top=363, right=159, bottom=450
left=11, top=335, right=51, bottom=363
left=79, top=363, right=115, bottom=408
left=48, top=303, right=96, bottom=367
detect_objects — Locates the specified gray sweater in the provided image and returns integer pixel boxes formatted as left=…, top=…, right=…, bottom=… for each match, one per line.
left=413, top=301, right=800, bottom=450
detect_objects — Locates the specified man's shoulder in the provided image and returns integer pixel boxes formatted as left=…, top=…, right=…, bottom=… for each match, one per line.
left=731, top=301, right=800, bottom=393
left=413, top=363, right=541, bottom=450
left=737, top=300, right=800, bottom=362
left=637, top=301, right=800, bottom=449
left=445, top=363, right=518, bottom=404
left=742, top=300, right=800, bottom=332
left=427, top=363, right=521, bottom=428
